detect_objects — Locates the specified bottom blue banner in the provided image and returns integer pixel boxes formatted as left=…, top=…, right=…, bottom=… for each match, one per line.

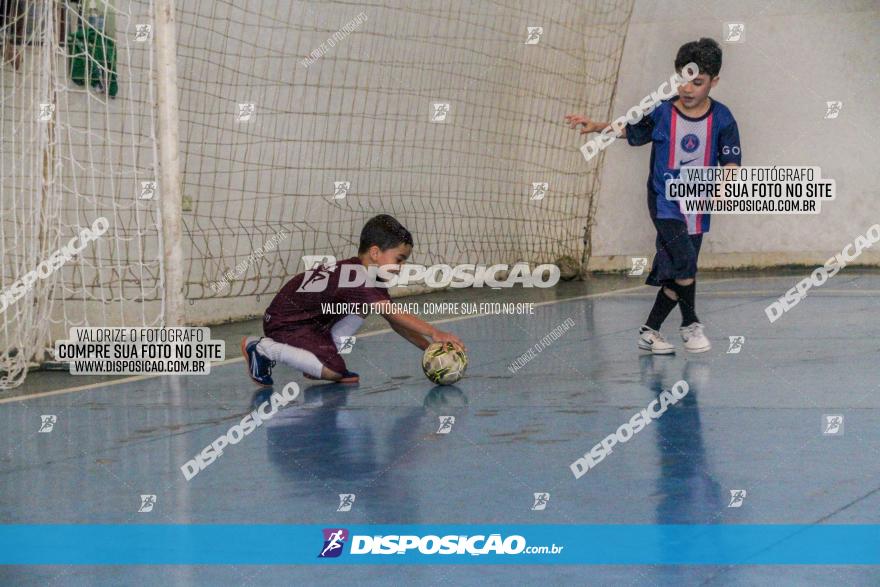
left=1, top=525, right=878, bottom=564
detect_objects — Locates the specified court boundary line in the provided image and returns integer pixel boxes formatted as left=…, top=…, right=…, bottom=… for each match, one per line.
left=1, top=275, right=854, bottom=405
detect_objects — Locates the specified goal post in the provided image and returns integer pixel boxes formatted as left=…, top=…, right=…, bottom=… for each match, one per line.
left=153, top=0, right=185, bottom=326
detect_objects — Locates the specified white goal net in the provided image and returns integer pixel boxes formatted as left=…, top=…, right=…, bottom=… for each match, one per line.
left=1, top=0, right=163, bottom=388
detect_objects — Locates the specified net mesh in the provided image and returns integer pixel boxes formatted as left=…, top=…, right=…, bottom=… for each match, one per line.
left=1, top=0, right=163, bottom=388
left=175, top=0, right=633, bottom=301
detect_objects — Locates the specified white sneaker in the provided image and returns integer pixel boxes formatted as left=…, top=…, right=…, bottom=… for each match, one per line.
left=680, top=322, right=711, bottom=353
left=638, top=326, right=675, bottom=355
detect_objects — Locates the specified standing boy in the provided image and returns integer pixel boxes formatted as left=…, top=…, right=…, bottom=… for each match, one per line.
left=566, top=38, right=741, bottom=353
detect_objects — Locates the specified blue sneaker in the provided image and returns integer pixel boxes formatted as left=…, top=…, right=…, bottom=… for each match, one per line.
left=241, top=336, right=275, bottom=387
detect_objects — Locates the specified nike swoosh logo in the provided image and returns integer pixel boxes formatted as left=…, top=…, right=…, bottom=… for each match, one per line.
left=679, top=157, right=700, bottom=166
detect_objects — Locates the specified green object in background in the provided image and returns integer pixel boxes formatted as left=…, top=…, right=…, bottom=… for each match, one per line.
left=68, top=17, right=118, bottom=96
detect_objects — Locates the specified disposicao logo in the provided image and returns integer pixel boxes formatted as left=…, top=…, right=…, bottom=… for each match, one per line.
left=318, top=528, right=348, bottom=558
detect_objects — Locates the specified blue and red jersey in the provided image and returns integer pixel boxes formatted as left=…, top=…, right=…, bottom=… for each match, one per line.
left=626, top=97, right=741, bottom=234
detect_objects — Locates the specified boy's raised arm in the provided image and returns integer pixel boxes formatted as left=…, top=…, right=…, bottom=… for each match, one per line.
left=564, top=114, right=627, bottom=138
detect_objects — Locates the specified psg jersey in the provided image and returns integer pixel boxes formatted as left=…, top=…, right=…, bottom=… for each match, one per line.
left=626, top=97, right=742, bottom=234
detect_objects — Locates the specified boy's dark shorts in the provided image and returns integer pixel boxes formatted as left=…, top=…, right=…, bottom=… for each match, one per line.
left=265, top=324, right=348, bottom=375
left=646, top=218, right=703, bottom=287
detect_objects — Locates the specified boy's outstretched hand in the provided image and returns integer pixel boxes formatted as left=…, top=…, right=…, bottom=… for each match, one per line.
left=565, top=114, right=607, bottom=135
left=380, top=304, right=467, bottom=352
left=431, top=329, right=466, bottom=351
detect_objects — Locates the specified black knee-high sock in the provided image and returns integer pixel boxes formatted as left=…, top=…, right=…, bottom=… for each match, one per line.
left=672, top=282, right=698, bottom=326
left=645, top=288, right=678, bottom=331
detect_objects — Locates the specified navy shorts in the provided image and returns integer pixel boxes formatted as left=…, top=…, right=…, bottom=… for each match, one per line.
left=646, top=219, right=703, bottom=287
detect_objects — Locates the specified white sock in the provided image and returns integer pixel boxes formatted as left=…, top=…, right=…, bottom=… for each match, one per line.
left=256, top=337, right=324, bottom=378
left=330, top=315, right=364, bottom=351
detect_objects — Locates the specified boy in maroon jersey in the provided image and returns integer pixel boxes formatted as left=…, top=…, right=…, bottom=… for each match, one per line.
left=242, top=215, right=465, bottom=386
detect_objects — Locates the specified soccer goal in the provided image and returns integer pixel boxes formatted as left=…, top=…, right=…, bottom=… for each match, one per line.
left=0, top=0, right=633, bottom=388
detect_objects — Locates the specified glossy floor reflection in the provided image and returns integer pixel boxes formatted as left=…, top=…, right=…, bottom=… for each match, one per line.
left=2, top=274, right=879, bottom=585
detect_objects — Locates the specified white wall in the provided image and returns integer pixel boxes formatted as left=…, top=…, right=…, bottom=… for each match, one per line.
left=589, top=0, right=880, bottom=270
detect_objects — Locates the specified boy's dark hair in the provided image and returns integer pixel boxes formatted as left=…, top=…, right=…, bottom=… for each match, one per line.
left=675, top=37, right=722, bottom=78
left=358, top=214, right=413, bottom=254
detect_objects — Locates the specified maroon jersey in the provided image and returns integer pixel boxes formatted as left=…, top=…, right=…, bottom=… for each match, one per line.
left=263, top=257, right=390, bottom=338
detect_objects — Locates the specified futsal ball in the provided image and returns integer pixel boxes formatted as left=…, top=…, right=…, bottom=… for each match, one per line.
left=555, top=255, right=580, bottom=281
left=422, top=342, right=468, bottom=385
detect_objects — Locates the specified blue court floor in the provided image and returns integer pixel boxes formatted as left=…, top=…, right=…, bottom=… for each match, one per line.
left=1, top=273, right=879, bottom=585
